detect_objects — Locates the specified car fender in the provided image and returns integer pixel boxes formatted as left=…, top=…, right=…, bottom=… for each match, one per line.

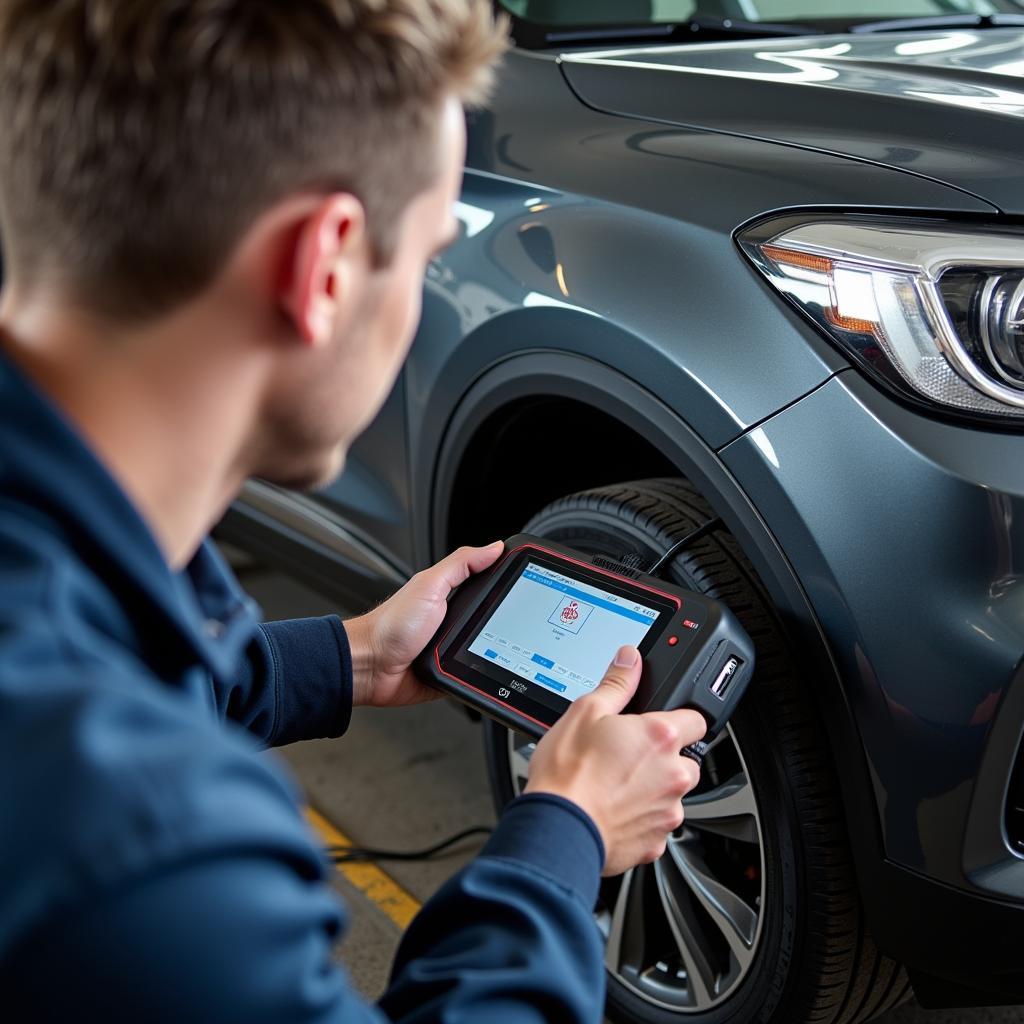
left=421, top=349, right=885, bottom=912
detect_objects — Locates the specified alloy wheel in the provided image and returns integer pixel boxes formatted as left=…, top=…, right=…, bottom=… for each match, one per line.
left=507, top=725, right=766, bottom=1013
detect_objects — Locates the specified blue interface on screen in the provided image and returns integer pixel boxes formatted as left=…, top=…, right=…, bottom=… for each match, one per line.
left=467, top=562, right=659, bottom=702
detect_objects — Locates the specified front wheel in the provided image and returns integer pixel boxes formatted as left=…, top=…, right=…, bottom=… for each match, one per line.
left=484, top=479, right=910, bottom=1024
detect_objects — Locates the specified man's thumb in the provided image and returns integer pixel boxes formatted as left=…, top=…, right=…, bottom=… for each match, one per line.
left=592, top=646, right=642, bottom=713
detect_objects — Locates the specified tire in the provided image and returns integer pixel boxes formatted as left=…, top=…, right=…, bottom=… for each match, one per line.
left=483, top=479, right=911, bottom=1024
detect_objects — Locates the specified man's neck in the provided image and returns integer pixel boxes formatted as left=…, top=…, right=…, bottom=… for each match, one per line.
left=0, top=300, right=265, bottom=570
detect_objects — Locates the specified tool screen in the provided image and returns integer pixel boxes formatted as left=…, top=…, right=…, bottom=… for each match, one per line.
left=466, top=561, right=660, bottom=703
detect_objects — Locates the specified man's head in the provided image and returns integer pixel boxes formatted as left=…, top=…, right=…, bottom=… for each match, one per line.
left=0, top=0, right=506, bottom=489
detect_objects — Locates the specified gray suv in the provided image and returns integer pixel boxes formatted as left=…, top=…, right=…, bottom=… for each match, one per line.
left=220, top=3, right=1024, bottom=1022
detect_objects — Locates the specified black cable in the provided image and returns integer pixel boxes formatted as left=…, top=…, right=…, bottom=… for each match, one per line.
left=646, top=517, right=724, bottom=577
left=327, top=825, right=494, bottom=864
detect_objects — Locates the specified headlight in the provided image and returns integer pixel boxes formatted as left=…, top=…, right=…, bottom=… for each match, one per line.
left=739, top=217, right=1024, bottom=419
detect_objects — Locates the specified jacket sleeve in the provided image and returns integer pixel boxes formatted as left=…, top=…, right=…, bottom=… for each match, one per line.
left=218, top=616, right=354, bottom=746
left=6, top=795, right=606, bottom=1024
left=380, top=793, right=607, bottom=1024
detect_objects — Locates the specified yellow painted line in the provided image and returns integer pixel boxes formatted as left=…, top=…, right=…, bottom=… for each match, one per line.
left=305, top=806, right=422, bottom=931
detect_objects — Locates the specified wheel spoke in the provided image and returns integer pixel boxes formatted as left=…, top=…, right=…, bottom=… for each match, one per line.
left=668, top=838, right=757, bottom=971
left=653, top=859, right=716, bottom=1007
left=684, top=772, right=758, bottom=842
left=604, top=868, right=646, bottom=975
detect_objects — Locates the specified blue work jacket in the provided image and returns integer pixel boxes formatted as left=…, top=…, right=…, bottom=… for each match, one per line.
left=0, top=351, right=606, bottom=1022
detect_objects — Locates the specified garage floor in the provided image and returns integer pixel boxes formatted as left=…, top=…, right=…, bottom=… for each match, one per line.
left=241, top=562, right=1024, bottom=1024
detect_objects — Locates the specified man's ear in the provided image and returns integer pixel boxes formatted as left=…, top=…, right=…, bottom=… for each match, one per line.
left=282, top=193, right=369, bottom=347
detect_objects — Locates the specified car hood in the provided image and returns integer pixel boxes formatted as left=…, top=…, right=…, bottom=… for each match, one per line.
left=560, top=28, right=1024, bottom=214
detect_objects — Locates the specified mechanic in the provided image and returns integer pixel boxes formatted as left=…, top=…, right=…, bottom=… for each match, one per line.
left=0, top=2, right=707, bottom=1021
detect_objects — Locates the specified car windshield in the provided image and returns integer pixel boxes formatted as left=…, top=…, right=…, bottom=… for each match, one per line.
left=498, top=0, right=1024, bottom=28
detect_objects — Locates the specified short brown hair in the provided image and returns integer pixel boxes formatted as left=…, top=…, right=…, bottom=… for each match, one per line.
left=0, top=0, right=507, bottom=320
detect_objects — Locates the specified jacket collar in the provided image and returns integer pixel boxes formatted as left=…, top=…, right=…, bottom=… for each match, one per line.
left=0, top=348, right=258, bottom=684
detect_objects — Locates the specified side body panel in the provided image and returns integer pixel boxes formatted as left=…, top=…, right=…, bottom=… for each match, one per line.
left=407, top=50, right=994, bottom=570
left=718, top=370, right=1024, bottom=994
left=720, top=370, right=1024, bottom=884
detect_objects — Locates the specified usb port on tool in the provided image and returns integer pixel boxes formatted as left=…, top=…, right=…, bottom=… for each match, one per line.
left=710, top=656, right=742, bottom=700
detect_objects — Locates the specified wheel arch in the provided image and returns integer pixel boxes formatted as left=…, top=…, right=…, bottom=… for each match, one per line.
left=428, top=350, right=889, bottom=927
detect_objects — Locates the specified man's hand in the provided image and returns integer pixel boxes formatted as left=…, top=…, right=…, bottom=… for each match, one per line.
left=344, top=541, right=505, bottom=708
left=525, top=645, right=706, bottom=877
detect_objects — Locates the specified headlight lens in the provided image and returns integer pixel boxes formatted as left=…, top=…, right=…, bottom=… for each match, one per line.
left=939, top=270, right=1024, bottom=389
left=740, top=219, right=1024, bottom=419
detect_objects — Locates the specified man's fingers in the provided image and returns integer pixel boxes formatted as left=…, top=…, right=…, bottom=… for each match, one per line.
left=463, top=540, right=506, bottom=574
left=643, top=707, right=708, bottom=748
left=588, top=646, right=642, bottom=714
left=423, top=541, right=504, bottom=597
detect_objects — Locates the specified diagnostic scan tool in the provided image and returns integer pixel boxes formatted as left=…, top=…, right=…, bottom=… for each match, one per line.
left=416, top=535, right=754, bottom=742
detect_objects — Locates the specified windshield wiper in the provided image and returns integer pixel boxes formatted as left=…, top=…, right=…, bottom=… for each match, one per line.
left=852, top=13, right=1024, bottom=33
left=538, top=15, right=821, bottom=48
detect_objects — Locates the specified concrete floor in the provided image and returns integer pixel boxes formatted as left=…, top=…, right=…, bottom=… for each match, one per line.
left=241, top=563, right=1024, bottom=1023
